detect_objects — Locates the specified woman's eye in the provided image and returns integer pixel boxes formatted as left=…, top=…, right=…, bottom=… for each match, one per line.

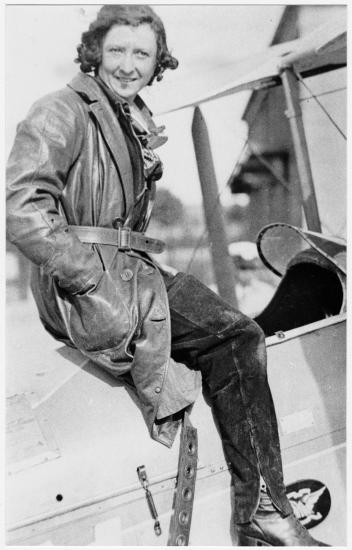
left=136, top=50, right=149, bottom=58
left=109, top=47, right=123, bottom=54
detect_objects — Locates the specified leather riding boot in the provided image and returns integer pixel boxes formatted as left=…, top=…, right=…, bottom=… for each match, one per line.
left=236, top=484, right=330, bottom=546
left=199, top=324, right=292, bottom=523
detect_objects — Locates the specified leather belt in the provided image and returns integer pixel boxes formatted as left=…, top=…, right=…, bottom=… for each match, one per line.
left=167, top=412, right=198, bottom=546
left=69, top=225, right=165, bottom=254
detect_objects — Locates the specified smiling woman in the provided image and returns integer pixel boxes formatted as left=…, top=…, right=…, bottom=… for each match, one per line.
left=98, top=25, right=158, bottom=104
left=6, top=4, right=330, bottom=547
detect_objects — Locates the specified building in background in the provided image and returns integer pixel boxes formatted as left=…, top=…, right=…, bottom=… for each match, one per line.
left=228, top=5, right=347, bottom=242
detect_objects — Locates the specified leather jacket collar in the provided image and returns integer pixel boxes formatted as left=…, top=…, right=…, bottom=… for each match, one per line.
left=68, top=72, right=151, bottom=115
left=68, top=73, right=167, bottom=149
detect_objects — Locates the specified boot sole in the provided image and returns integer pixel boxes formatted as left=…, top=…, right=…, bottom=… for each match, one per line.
left=237, top=533, right=270, bottom=546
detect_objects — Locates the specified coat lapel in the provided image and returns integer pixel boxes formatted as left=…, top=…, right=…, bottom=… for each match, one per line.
left=89, top=102, right=134, bottom=211
left=68, top=74, right=135, bottom=214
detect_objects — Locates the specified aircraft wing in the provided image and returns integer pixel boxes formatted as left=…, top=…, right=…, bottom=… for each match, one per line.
left=152, top=16, right=346, bottom=114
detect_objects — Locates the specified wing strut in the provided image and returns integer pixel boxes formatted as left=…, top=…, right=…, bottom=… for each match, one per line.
left=281, top=68, right=322, bottom=232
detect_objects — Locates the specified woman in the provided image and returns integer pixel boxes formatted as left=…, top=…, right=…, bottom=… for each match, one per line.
left=6, top=5, right=328, bottom=546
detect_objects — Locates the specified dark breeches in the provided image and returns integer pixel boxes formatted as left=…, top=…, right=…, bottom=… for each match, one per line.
left=163, top=272, right=292, bottom=523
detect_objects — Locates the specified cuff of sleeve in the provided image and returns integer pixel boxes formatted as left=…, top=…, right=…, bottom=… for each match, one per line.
left=42, top=240, right=104, bottom=294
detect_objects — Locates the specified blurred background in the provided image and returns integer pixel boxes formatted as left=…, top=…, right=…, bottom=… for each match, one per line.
left=5, top=4, right=347, bottom=318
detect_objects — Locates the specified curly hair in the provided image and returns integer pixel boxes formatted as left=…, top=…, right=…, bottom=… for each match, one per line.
left=75, top=4, right=178, bottom=84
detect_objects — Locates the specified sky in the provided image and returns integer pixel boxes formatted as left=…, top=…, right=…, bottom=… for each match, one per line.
left=5, top=4, right=285, bottom=206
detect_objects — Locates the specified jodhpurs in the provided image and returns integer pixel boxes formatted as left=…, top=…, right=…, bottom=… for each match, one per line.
left=163, top=272, right=293, bottom=524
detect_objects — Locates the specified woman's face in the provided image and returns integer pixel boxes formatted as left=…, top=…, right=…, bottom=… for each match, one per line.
left=98, top=23, right=158, bottom=103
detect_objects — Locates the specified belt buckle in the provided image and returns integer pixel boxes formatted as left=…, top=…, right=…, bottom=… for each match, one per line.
left=118, top=226, right=132, bottom=250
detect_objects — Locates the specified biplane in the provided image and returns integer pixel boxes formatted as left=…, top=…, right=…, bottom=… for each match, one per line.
left=6, top=11, right=347, bottom=546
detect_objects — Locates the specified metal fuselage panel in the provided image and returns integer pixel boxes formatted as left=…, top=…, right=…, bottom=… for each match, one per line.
left=6, top=312, right=346, bottom=546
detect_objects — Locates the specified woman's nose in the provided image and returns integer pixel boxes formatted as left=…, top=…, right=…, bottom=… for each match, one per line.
left=119, top=53, right=135, bottom=73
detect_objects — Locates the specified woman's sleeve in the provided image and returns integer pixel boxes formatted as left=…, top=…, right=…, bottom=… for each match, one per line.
left=6, top=95, right=104, bottom=294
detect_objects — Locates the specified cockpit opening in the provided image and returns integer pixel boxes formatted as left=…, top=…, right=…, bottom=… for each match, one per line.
left=254, top=260, right=344, bottom=337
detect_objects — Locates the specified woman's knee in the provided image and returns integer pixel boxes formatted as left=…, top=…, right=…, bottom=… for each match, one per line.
left=218, top=311, right=264, bottom=344
left=243, top=318, right=265, bottom=346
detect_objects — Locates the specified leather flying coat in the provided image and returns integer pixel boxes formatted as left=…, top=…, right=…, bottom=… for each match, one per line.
left=6, top=72, right=201, bottom=447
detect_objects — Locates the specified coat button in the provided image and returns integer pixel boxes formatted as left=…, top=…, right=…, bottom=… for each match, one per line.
left=143, top=265, right=154, bottom=275
left=112, top=217, right=123, bottom=229
left=121, top=269, right=133, bottom=281
left=155, top=387, right=161, bottom=394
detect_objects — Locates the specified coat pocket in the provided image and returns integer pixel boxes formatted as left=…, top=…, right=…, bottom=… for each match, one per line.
left=68, top=271, right=132, bottom=353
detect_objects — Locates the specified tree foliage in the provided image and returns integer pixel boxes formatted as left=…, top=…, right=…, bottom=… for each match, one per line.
left=152, top=188, right=185, bottom=226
